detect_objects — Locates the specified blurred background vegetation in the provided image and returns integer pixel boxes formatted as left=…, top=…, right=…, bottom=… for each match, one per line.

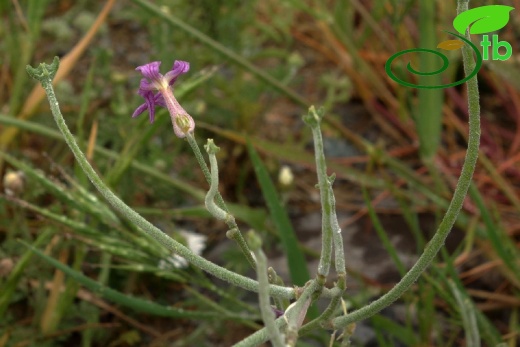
left=0, top=0, right=519, bottom=346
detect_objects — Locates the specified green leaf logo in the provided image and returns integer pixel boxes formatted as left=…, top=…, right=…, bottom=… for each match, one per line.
left=453, top=5, right=514, bottom=35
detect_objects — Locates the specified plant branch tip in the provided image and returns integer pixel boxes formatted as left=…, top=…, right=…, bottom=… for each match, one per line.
left=26, top=56, right=60, bottom=82
left=205, top=139, right=220, bottom=154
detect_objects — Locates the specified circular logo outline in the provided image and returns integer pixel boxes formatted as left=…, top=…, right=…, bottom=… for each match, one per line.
left=385, top=31, right=483, bottom=89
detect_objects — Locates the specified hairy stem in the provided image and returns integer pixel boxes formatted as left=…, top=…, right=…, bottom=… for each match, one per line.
left=27, top=59, right=290, bottom=299
left=331, top=0, right=481, bottom=329
left=303, top=107, right=334, bottom=279
left=188, top=133, right=255, bottom=268
left=248, top=232, right=285, bottom=347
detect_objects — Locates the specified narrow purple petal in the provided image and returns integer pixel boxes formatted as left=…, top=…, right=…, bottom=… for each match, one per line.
left=145, top=100, right=156, bottom=123
left=132, top=103, right=148, bottom=118
left=138, top=78, right=155, bottom=92
left=135, top=89, right=158, bottom=123
left=164, top=60, right=190, bottom=85
left=136, top=61, right=163, bottom=83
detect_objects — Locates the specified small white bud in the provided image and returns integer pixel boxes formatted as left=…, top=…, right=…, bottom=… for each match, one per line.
left=3, top=171, right=26, bottom=197
left=278, top=165, right=294, bottom=187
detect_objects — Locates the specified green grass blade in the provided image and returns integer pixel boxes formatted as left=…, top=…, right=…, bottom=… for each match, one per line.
left=7, top=0, right=45, bottom=114
left=371, top=315, right=419, bottom=346
left=416, top=0, right=443, bottom=160
left=0, top=229, right=54, bottom=317
left=1, top=151, right=121, bottom=226
left=468, top=183, right=520, bottom=286
left=428, top=259, right=504, bottom=346
left=0, top=114, right=205, bottom=200
left=362, top=186, right=406, bottom=276
left=20, top=240, right=241, bottom=321
left=448, top=280, right=480, bottom=347
left=247, top=141, right=309, bottom=287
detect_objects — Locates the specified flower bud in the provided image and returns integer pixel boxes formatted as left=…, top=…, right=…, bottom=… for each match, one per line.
left=278, top=165, right=294, bottom=188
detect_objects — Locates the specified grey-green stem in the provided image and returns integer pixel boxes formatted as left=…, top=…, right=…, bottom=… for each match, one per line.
left=248, top=231, right=285, bottom=347
left=331, top=0, right=481, bottom=330
left=204, top=138, right=256, bottom=268
left=284, top=279, right=320, bottom=346
left=300, top=283, right=344, bottom=335
left=186, top=132, right=229, bottom=213
left=232, top=316, right=287, bottom=347
left=187, top=132, right=256, bottom=268
left=233, top=279, right=324, bottom=346
left=27, top=58, right=290, bottom=299
left=302, top=107, right=333, bottom=279
left=328, top=174, right=346, bottom=278
left=204, top=139, right=230, bottom=221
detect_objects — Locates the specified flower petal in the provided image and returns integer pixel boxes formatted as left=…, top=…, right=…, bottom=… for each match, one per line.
left=137, top=78, right=155, bottom=92
left=164, top=60, right=190, bottom=85
left=136, top=89, right=158, bottom=123
left=136, top=61, right=163, bottom=83
left=132, top=103, right=148, bottom=118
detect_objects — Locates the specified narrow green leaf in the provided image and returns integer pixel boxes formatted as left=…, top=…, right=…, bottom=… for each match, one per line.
left=448, top=280, right=480, bottom=347
left=468, top=183, right=520, bottom=286
left=0, top=229, right=54, bottom=317
left=416, top=0, right=443, bottom=160
left=371, top=315, right=419, bottom=346
left=428, top=258, right=504, bottom=346
left=20, top=240, right=238, bottom=320
left=362, top=186, right=406, bottom=276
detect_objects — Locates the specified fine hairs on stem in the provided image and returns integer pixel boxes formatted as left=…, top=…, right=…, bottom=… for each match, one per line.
left=204, top=138, right=256, bottom=269
left=188, top=133, right=256, bottom=268
left=25, top=58, right=293, bottom=300
left=247, top=231, right=285, bottom=347
left=331, top=0, right=481, bottom=330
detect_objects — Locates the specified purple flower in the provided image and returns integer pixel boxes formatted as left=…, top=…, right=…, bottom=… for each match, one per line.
left=133, top=60, right=195, bottom=138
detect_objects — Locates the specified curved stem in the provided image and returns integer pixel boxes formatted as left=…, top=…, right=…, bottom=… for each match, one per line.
left=284, top=280, right=320, bottom=346
left=303, top=108, right=333, bottom=279
left=187, top=133, right=229, bottom=213
left=204, top=139, right=230, bottom=221
left=299, top=285, right=343, bottom=335
left=188, top=133, right=256, bottom=268
left=232, top=316, right=287, bottom=347
left=29, top=63, right=291, bottom=300
left=233, top=279, right=328, bottom=347
left=204, top=139, right=256, bottom=268
left=332, top=0, right=481, bottom=329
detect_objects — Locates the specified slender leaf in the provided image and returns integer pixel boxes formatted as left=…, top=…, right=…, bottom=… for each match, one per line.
left=448, top=280, right=480, bottom=347
left=20, top=240, right=242, bottom=320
